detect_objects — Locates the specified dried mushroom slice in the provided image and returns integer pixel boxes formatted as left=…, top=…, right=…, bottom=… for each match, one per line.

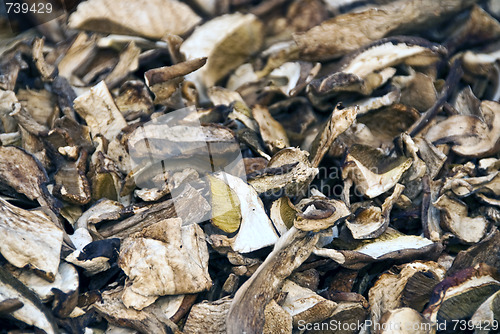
left=393, top=69, right=437, bottom=112
left=248, top=147, right=318, bottom=196
left=470, top=290, right=500, bottom=327
left=17, top=88, right=57, bottom=127
left=227, top=227, right=319, bottom=334
left=118, top=218, right=211, bottom=309
left=65, top=238, right=120, bottom=276
left=0, top=146, right=56, bottom=209
left=424, top=264, right=500, bottom=324
left=293, top=0, right=473, bottom=61
left=183, top=297, right=233, bottom=334
left=53, top=151, right=91, bottom=205
left=69, top=0, right=201, bottom=39
left=210, top=172, right=279, bottom=253
left=144, top=57, right=207, bottom=104
left=263, top=299, right=293, bottom=334
left=425, top=100, right=500, bottom=157
left=8, top=262, right=78, bottom=304
left=73, top=81, right=127, bottom=141
left=104, top=42, right=141, bottom=89
left=335, top=228, right=440, bottom=269
left=180, top=13, right=264, bottom=91
left=115, top=81, right=154, bottom=121
left=252, top=105, right=289, bottom=154
left=342, top=145, right=412, bottom=198
left=346, top=183, right=404, bottom=239
left=0, top=267, right=59, bottom=334
left=368, top=261, right=445, bottom=326
left=92, top=286, right=180, bottom=334
left=433, top=193, right=489, bottom=243
left=0, top=90, right=18, bottom=133
left=309, top=103, right=357, bottom=168
left=270, top=196, right=297, bottom=236
left=0, top=198, right=63, bottom=282
left=56, top=33, right=97, bottom=83
left=281, top=280, right=337, bottom=326
left=294, top=197, right=350, bottom=232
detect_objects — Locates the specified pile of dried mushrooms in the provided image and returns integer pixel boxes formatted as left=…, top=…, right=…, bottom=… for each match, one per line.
left=1, top=0, right=500, bottom=333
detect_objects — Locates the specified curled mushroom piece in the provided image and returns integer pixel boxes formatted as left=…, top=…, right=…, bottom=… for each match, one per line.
left=294, top=196, right=350, bottom=232
left=425, top=100, right=500, bottom=157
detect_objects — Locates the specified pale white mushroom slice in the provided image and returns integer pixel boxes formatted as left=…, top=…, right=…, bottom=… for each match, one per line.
left=68, top=0, right=201, bottom=39
left=118, top=218, right=211, bottom=309
left=180, top=13, right=264, bottom=92
left=73, top=81, right=127, bottom=141
left=0, top=198, right=63, bottom=282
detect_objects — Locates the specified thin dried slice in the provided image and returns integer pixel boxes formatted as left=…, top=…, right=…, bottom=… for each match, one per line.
left=180, top=13, right=264, bottom=89
left=183, top=297, right=233, bottom=334
left=104, top=42, right=141, bottom=89
left=144, top=57, right=207, bottom=104
left=281, top=280, right=337, bottom=326
left=394, top=70, right=437, bottom=112
left=0, top=198, right=63, bottom=281
left=335, top=228, right=440, bottom=269
left=118, top=218, right=211, bottom=309
left=342, top=145, right=412, bottom=198
left=115, top=81, right=154, bottom=120
left=92, top=286, right=179, bottom=334
left=346, top=183, right=404, bottom=239
left=73, top=81, right=127, bottom=141
left=294, top=197, right=350, bottom=232
left=54, top=151, right=91, bottom=205
left=252, top=105, right=289, bottom=154
left=9, top=262, right=79, bottom=304
left=0, top=146, right=55, bottom=209
left=0, top=267, right=58, bottom=334
left=248, top=147, right=318, bottom=196
left=423, top=264, right=500, bottom=324
left=227, top=227, right=319, bottom=334
left=0, top=89, right=17, bottom=133
left=368, top=261, right=445, bottom=326
left=32, top=37, right=56, bottom=82
left=17, top=88, right=57, bottom=127
left=57, top=33, right=97, bottom=82
left=293, top=0, right=476, bottom=61
left=68, top=0, right=201, bottom=39
left=270, top=196, right=297, bottom=236
left=425, top=100, right=500, bottom=157
left=470, top=290, right=500, bottom=327
left=433, top=194, right=489, bottom=243
left=309, top=104, right=357, bottom=168
left=65, top=238, right=120, bottom=276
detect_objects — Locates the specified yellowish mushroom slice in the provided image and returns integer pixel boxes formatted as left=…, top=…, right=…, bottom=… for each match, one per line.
left=342, top=145, right=413, bottom=199
left=180, top=13, right=264, bottom=93
left=281, top=280, right=337, bottom=327
left=433, top=193, right=489, bottom=244
left=425, top=100, right=500, bottom=158
left=346, top=183, right=404, bottom=239
left=368, top=261, right=445, bottom=326
left=0, top=198, right=63, bottom=282
left=423, top=263, right=500, bottom=325
left=270, top=196, right=297, bottom=236
left=118, top=218, right=211, bottom=310
left=68, top=0, right=201, bottom=39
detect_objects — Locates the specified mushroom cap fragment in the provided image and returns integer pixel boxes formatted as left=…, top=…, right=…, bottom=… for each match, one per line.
left=68, top=0, right=201, bottom=39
